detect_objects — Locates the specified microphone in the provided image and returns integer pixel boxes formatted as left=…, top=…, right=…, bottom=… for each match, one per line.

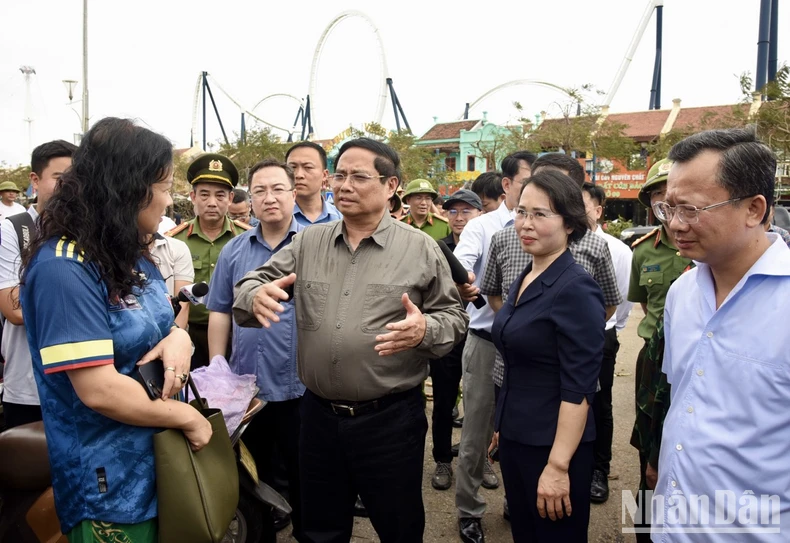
left=436, top=240, right=486, bottom=309
left=171, top=282, right=209, bottom=316
left=178, top=282, right=209, bottom=305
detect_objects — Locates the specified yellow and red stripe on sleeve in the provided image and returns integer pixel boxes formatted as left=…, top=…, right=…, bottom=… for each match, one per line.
left=40, top=339, right=114, bottom=374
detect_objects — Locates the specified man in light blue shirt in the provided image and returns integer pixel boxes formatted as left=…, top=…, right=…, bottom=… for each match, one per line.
left=654, top=127, right=790, bottom=542
left=206, top=158, right=306, bottom=541
left=286, top=141, right=342, bottom=226
left=453, top=152, right=535, bottom=543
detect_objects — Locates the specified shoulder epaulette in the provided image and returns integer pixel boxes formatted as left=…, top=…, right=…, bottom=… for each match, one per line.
left=233, top=220, right=253, bottom=231
left=165, top=222, right=189, bottom=237
left=630, top=227, right=660, bottom=249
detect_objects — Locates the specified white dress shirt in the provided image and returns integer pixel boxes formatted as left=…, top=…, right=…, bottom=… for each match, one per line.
left=594, top=225, right=633, bottom=331
left=654, top=233, right=790, bottom=541
left=453, top=201, right=512, bottom=332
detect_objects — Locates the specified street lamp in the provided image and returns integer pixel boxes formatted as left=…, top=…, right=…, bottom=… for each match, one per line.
left=62, top=79, right=84, bottom=144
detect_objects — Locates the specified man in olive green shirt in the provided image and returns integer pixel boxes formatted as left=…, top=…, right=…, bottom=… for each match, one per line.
left=400, top=178, right=451, bottom=241
left=233, top=138, right=468, bottom=542
left=167, top=153, right=251, bottom=368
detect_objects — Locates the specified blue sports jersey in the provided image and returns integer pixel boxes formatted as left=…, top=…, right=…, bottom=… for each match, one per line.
left=21, top=238, right=174, bottom=533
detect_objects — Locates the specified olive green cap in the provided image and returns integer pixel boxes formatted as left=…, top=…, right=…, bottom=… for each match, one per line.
left=187, top=153, right=238, bottom=189
left=638, top=158, right=673, bottom=209
left=402, top=179, right=437, bottom=200
left=0, top=181, right=21, bottom=193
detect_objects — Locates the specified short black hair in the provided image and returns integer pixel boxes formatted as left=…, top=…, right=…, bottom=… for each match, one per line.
left=532, top=153, right=587, bottom=187
left=232, top=188, right=250, bottom=204
left=31, top=140, right=77, bottom=176
left=285, top=141, right=328, bottom=170
left=336, top=138, right=401, bottom=182
left=471, top=171, right=504, bottom=201
left=668, top=126, right=776, bottom=224
left=248, top=158, right=295, bottom=188
left=582, top=182, right=606, bottom=206
left=522, top=170, right=589, bottom=243
left=501, top=151, right=538, bottom=179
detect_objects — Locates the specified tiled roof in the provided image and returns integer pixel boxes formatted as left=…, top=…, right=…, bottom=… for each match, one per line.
left=672, top=104, right=749, bottom=130
left=603, top=109, right=671, bottom=142
left=420, top=120, right=480, bottom=141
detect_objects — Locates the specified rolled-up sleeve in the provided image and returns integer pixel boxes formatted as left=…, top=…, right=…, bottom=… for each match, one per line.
left=480, top=235, right=502, bottom=297
left=232, top=233, right=299, bottom=328
left=416, top=244, right=469, bottom=358
left=554, top=273, right=605, bottom=404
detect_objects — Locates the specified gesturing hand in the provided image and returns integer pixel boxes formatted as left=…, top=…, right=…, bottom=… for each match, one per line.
left=253, top=273, right=296, bottom=328
left=374, top=293, right=427, bottom=356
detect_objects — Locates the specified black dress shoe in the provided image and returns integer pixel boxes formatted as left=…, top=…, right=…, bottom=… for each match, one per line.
left=503, top=498, right=510, bottom=522
left=458, top=517, right=485, bottom=543
left=452, top=416, right=464, bottom=428
left=431, top=462, right=453, bottom=490
left=590, top=469, right=610, bottom=503
left=451, top=442, right=460, bottom=457
left=353, top=496, right=368, bottom=517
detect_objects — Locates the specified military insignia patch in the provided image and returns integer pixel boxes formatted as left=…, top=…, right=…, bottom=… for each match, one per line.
left=209, top=160, right=223, bottom=172
left=657, top=161, right=673, bottom=175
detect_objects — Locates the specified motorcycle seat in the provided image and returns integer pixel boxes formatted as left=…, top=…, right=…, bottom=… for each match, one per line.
left=0, top=421, right=52, bottom=491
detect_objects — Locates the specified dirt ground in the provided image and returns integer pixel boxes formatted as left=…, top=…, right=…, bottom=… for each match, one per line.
left=279, top=308, right=647, bottom=543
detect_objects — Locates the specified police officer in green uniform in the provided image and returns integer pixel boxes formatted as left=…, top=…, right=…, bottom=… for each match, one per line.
left=400, top=179, right=451, bottom=241
left=166, top=153, right=251, bottom=369
left=627, top=158, right=691, bottom=542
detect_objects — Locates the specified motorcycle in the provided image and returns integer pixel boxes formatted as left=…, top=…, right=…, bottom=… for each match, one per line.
left=0, top=398, right=290, bottom=543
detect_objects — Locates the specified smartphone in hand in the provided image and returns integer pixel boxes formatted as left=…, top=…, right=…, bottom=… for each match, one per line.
left=136, top=358, right=165, bottom=400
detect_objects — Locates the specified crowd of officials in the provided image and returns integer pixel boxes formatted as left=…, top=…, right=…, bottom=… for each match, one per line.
left=2, top=118, right=790, bottom=543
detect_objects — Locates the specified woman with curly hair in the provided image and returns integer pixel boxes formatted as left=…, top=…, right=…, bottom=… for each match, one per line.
left=20, top=117, right=212, bottom=542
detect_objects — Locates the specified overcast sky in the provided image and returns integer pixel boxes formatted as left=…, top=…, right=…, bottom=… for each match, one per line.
left=1, top=0, right=786, bottom=166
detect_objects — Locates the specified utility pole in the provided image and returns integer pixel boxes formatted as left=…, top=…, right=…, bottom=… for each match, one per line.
left=20, top=66, right=36, bottom=155
left=82, top=0, right=89, bottom=133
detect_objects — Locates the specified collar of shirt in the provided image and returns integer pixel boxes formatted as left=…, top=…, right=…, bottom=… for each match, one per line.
left=252, top=217, right=303, bottom=250
left=293, top=198, right=342, bottom=225
left=187, top=216, right=236, bottom=241
left=654, top=224, right=678, bottom=250
left=694, top=232, right=790, bottom=309
left=405, top=213, right=434, bottom=226
left=332, top=212, right=393, bottom=249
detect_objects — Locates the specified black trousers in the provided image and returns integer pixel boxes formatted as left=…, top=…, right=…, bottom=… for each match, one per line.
left=187, top=323, right=210, bottom=370
left=243, top=397, right=304, bottom=542
left=592, top=327, right=619, bottom=475
left=2, top=401, right=42, bottom=429
left=500, top=437, right=593, bottom=543
left=429, top=336, right=464, bottom=463
left=300, top=387, right=427, bottom=543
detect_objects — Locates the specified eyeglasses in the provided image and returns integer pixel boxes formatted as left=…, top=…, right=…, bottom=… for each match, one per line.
left=515, top=208, right=560, bottom=221
left=447, top=208, right=478, bottom=218
left=228, top=213, right=249, bottom=220
left=331, top=173, right=386, bottom=185
left=652, top=197, right=747, bottom=225
left=250, top=187, right=293, bottom=199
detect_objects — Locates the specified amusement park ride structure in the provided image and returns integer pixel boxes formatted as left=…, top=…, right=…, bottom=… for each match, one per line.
left=189, top=0, right=781, bottom=150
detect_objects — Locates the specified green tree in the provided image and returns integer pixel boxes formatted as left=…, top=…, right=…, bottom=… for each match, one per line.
left=216, top=127, right=290, bottom=184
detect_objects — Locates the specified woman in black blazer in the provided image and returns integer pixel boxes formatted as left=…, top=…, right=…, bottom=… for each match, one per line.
left=490, top=170, right=605, bottom=542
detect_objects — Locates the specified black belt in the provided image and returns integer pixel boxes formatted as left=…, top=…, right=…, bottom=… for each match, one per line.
left=310, top=386, right=419, bottom=417
left=470, top=328, right=493, bottom=343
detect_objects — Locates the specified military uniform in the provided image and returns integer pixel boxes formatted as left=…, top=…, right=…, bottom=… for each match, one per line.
left=399, top=178, right=451, bottom=241
left=628, top=226, right=691, bottom=340
left=167, top=153, right=250, bottom=368
left=400, top=212, right=450, bottom=241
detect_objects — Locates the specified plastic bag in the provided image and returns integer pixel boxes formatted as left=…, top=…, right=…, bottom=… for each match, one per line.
left=190, top=355, right=257, bottom=436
